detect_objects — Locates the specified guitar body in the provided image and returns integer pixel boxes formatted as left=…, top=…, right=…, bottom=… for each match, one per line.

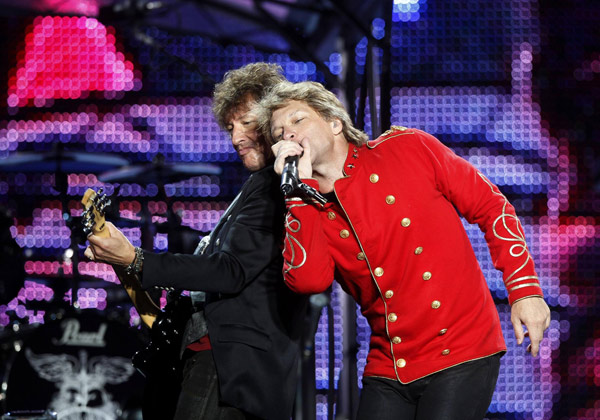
left=132, top=294, right=193, bottom=377
left=135, top=295, right=194, bottom=420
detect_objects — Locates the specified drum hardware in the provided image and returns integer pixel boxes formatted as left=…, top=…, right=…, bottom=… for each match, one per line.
left=0, top=146, right=129, bottom=175
left=34, top=274, right=132, bottom=306
left=98, top=153, right=219, bottom=254
left=98, top=154, right=221, bottom=185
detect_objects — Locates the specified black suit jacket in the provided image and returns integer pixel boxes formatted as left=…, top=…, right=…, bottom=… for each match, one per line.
left=142, top=166, right=308, bottom=420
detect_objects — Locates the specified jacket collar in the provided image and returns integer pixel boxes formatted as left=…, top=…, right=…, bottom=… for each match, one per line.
left=342, top=143, right=361, bottom=177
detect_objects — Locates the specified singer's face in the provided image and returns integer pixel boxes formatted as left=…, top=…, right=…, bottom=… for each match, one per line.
left=270, top=100, right=339, bottom=165
left=226, top=101, right=267, bottom=172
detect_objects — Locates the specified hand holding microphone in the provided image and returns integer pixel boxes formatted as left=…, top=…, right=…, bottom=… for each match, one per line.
left=272, top=139, right=311, bottom=195
left=272, top=140, right=327, bottom=204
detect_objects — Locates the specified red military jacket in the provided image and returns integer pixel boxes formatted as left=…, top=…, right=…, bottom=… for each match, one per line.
left=282, top=127, right=544, bottom=383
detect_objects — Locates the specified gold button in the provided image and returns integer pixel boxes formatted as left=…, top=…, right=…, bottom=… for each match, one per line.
left=431, top=300, right=441, bottom=309
left=441, top=349, right=450, bottom=356
left=370, top=174, right=379, bottom=183
left=357, top=252, right=365, bottom=260
left=392, top=336, right=401, bottom=344
left=422, top=272, right=432, bottom=281
left=401, top=218, right=411, bottom=227
left=396, top=358, right=406, bottom=368
left=439, top=328, right=448, bottom=335
left=374, top=267, right=384, bottom=277
left=340, top=229, right=350, bottom=238
left=384, top=290, right=394, bottom=299
left=387, top=313, right=397, bottom=322
left=414, top=246, right=423, bottom=255
left=385, top=195, right=396, bottom=205
left=327, top=211, right=336, bottom=220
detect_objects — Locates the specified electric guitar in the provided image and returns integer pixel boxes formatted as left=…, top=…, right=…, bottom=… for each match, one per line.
left=81, top=188, right=160, bottom=327
left=80, top=188, right=192, bottom=378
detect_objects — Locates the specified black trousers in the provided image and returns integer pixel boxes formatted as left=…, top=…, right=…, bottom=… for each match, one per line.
left=172, top=350, right=255, bottom=420
left=356, top=354, right=501, bottom=420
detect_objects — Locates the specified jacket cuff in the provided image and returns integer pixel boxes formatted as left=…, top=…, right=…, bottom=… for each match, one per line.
left=139, top=251, right=160, bottom=290
left=508, top=284, right=544, bottom=305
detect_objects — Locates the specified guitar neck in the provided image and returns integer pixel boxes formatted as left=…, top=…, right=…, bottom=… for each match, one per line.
left=114, top=268, right=160, bottom=328
left=93, top=221, right=109, bottom=238
left=82, top=188, right=159, bottom=328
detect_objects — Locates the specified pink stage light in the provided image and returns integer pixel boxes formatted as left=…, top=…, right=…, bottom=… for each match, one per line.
left=7, top=15, right=141, bottom=107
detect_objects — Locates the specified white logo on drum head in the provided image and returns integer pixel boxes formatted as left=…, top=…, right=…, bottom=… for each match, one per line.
left=52, top=319, right=108, bottom=347
left=25, top=349, right=134, bottom=420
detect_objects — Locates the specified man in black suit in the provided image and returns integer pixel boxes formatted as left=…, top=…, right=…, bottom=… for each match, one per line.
left=85, top=63, right=307, bottom=420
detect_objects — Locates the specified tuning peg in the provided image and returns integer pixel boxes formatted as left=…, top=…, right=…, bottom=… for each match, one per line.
left=91, top=188, right=112, bottom=214
left=82, top=209, right=96, bottom=223
left=103, top=197, right=112, bottom=208
left=82, top=211, right=96, bottom=233
left=98, top=196, right=111, bottom=214
left=83, top=213, right=95, bottom=225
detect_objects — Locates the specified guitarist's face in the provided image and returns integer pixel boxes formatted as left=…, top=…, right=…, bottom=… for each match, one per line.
left=227, top=99, right=267, bottom=172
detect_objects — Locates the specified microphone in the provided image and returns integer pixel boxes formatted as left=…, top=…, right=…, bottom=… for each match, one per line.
left=280, top=155, right=299, bottom=195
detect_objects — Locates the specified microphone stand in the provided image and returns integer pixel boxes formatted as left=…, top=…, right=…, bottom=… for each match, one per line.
left=297, top=182, right=328, bottom=206
left=282, top=177, right=328, bottom=206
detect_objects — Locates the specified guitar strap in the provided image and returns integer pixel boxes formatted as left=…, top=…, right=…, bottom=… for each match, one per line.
left=181, top=189, right=243, bottom=354
left=189, top=189, right=242, bottom=307
left=188, top=236, right=210, bottom=308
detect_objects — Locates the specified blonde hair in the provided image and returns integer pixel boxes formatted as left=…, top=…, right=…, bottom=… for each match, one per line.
left=256, top=81, right=368, bottom=146
left=212, top=62, right=286, bottom=130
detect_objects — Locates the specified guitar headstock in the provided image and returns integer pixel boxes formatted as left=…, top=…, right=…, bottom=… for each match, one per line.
left=81, top=188, right=111, bottom=238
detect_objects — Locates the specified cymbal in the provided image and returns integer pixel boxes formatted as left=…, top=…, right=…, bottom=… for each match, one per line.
left=31, top=273, right=114, bottom=285
left=26, top=274, right=131, bottom=304
left=0, top=151, right=129, bottom=173
left=99, top=161, right=221, bottom=184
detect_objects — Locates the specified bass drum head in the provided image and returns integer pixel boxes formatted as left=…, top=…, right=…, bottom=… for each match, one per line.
left=2, top=310, right=146, bottom=420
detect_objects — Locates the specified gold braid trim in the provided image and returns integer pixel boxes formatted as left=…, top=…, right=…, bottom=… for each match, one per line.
left=283, top=202, right=308, bottom=274
left=476, top=173, right=539, bottom=292
left=508, top=283, right=542, bottom=293
left=505, top=275, right=539, bottom=288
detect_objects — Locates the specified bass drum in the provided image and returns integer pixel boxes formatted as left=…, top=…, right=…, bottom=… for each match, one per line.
left=1, top=310, right=146, bottom=420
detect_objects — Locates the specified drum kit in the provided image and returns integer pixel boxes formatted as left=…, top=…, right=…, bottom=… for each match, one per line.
left=0, top=147, right=221, bottom=419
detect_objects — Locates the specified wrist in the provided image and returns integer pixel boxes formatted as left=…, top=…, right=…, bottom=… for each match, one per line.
left=126, top=246, right=136, bottom=266
left=510, top=294, right=544, bottom=306
left=125, top=246, right=144, bottom=275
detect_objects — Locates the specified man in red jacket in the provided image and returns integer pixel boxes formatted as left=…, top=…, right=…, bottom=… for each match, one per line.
left=257, top=81, right=551, bottom=420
